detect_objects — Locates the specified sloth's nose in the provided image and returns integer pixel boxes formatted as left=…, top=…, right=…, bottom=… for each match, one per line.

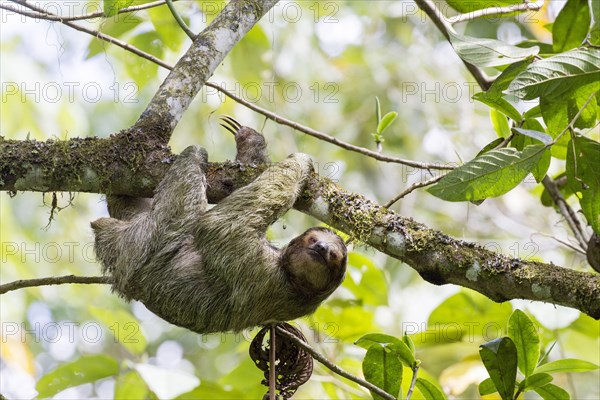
left=314, top=241, right=328, bottom=255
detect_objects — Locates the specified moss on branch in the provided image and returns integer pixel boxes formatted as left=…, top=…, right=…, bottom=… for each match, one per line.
left=1, top=136, right=599, bottom=319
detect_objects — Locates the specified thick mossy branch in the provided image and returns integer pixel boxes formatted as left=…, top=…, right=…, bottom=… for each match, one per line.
left=1, top=137, right=599, bottom=319
left=0, top=135, right=263, bottom=200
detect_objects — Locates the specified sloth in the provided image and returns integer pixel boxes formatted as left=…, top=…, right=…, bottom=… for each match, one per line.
left=91, top=118, right=347, bottom=334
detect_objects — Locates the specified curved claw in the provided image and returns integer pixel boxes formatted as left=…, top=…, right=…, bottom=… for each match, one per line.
left=219, top=115, right=241, bottom=135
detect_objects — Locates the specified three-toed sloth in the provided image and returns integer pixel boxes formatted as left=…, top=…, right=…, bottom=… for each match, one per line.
left=91, top=120, right=347, bottom=334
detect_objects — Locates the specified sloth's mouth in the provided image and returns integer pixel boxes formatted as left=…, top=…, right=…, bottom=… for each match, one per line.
left=309, top=248, right=328, bottom=263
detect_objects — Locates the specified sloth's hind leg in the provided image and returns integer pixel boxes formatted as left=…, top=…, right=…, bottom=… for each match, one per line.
left=151, top=145, right=209, bottom=231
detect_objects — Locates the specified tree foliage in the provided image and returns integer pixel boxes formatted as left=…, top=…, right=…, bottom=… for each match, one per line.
left=0, top=0, right=599, bottom=399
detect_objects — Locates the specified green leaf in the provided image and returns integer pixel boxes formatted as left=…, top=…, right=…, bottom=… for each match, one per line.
left=402, top=334, right=416, bottom=355
left=512, top=128, right=553, bottom=145
left=540, top=94, right=571, bottom=159
left=474, top=92, right=522, bottom=122
left=490, top=108, right=511, bottom=137
left=377, top=111, right=398, bottom=134
left=36, top=355, right=119, bottom=398
left=427, top=292, right=512, bottom=343
left=476, top=137, right=505, bottom=156
left=103, top=0, right=135, bottom=17
left=568, top=81, right=600, bottom=129
left=590, top=0, right=600, bottom=45
left=566, top=136, right=600, bottom=233
left=345, top=252, right=388, bottom=306
left=483, top=59, right=533, bottom=100
left=415, top=377, right=447, bottom=400
left=89, top=305, right=147, bottom=355
left=449, top=31, right=538, bottom=67
left=114, top=370, right=149, bottom=399
left=355, top=333, right=416, bottom=366
left=524, top=105, right=542, bottom=119
left=445, top=0, right=521, bottom=13
left=356, top=333, right=402, bottom=349
left=508, top=48, right=600, bottom=100
left=176, top=382, right=245, bottom=399
left=479, top=337, right=518, bottom=400
left=362, top=344, right=402, bottom=400
left=533, top=383, right=570, bottom=400
left=478, top=377, right=497, bottom=395
left=518, top=373, right=553, bottom=392
left=512, top=120, right=551, bottom=182
left=553, top=0, right=591, bottom=52
left=148, top=4, right=188, bottom=51
left=507, top=309, right=540, bottom=377
left=535, top=358, right=600, bottom=374
left=427, top=145, right=546, bottom=202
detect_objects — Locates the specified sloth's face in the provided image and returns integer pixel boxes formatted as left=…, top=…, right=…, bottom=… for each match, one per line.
left=282, top=227, right=347, bottom=297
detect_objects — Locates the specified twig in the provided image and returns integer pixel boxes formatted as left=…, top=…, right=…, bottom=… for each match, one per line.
left=165, top=0, right=196, bottom=40
left=0, top=275, right=111, bottom=295
left=533, top=233, right=586, bottom=255
left=275, top=326, right=396, bottom=400
left=384, top=174, right=446, bottom=208
left=205, top=82, right=453, bottom=170
left=538, top=91, right=598, bottom=250
left=413, top=0, right=492, bottom=90
left=450, top=1, right=543, bottom=24
left=541, top=176, right=588, bottom=250
left=269, top=325, right=277, bottom=400
left=405, top=364, right=420, bottom=400
left=3, top=0, right=173, bottom=22
left=8, top=0, right=172, bottom=70
left=552, top=91, right=597, bottom=143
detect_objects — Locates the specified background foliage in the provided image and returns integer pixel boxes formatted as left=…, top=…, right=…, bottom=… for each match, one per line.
left=1, top=0, right=598, bottom=398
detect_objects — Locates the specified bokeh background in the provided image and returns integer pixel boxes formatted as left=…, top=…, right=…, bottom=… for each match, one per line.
left=1, top=1, right=598, bottom=398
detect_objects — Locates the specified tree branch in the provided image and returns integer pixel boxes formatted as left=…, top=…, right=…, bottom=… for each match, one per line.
left=413, top=0, right=492, bottom=90
left=275, top=326, right=396, bottom=400
left=165, top=0, right=196, bottom=40
left=0, top=275, right=111, bottom=295
left=4, top=0, right=174, bottom=22
left=132, top=0, right=280, bottom=141
left=542, top=175, right=588, bottom=250
left=1, top=137, right=599, bottom=319
left=205, top=83, right=453, bottom=170
left=450, top=1, right=543, bottom=24
left=5, top=1, right=452, bottom=171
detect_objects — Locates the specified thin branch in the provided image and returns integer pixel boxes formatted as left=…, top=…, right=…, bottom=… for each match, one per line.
left=413, top=0, right=492, bottom=90
left=541, top=176, right=588, bottom=250
left=450, top=1, right=543, bottom=24
left=384, top=174, right=446, bottom=208
left=7, top=0, right=453, bottom=171
left=275, top=327, right=396, bottom=400
left=405, top=364, right=420, bottom=400
left=4, top=0, right=173, bottom=22
left=7, top=0, right=172, bottom=70
left=205, top=82, right=453, bottom=170
left=537, top=91, right=598, bottom=250
left=552, top=91, right=597, bottom=143
left=533, top=233, right=586, bottom=255
left=269, top=325, right=277, bottom=400
left=0, top=275, right=111, bottom=295
left=165, top=0, right=196, bottom=40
